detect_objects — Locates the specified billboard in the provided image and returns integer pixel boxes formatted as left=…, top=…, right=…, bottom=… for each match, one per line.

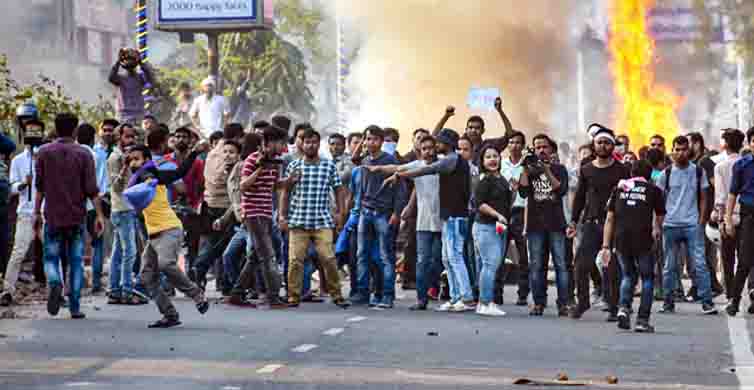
left=155, top=0, right=274, bottom=32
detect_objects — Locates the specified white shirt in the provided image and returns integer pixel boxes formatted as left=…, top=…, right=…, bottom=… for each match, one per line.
left=9, top=148, right=37, bottom=216
left=403, top=160, right=442, bottom=232
left=189, top=94, right=229, bottom=138
left=501, top=156, right=526, bottom=208
left=714, top=153, right=740, bottom=224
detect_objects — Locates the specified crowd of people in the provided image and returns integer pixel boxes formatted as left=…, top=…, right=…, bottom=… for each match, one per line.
left=0, top=59, right=753, bottom=333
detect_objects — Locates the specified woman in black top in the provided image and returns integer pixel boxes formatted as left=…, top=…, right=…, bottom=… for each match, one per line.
left=472, top=144, right=512, bottom=317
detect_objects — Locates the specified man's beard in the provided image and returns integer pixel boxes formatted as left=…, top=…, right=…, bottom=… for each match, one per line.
left=176, top=144, right=189, bottom=153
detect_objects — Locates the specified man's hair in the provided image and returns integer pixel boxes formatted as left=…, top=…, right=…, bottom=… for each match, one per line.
left=144, top=115, right=157, bottom=122
left=293, top=122, right=313, bottom=140
left=302, top=128, right=321, bottom=142
left=510, top=131, right=526, bottom=145
left=271, top=115, right=292, bottom=133
left=549, top=139, right=558, bottom=154
left=263, top=126, right=288, bottom=144
left=241, top=133, right=262, bottom=159
left=723, top=129, right=746, bottom=153
left=329, top=133, right=345, bottom=144
left=147, top=128, right=169, bottom=150
left=129, top=144, right=152, bottom=161
left=76, top=123, right=97, bottom=147
left=630, top=160, right=653, bottom=180
left=174, top=126, right=192, bottom=137
left=55, top=113, right=79, bottom=138
left=223, top=123, right=244, bottom=140
left=747, top=126, right=754, bottom=143
left=117, top=123, right=134, bottom=137
left=687, top=132, right=705, bottom=150
left=616, top=134, right=630, bottom=144
left=458, top=134, right=473, bottom=145
left=413, top=128, right=429, bottom=138
left=650, top=134, right=665, bottom=144
left=672, top=135, right=689, bottom=148
left=253, top=120, right=270, bottom=130
left=224, top=139, right=241, bottom=154
left=101, top=119, right=120, bottom=129
left=467, top=115, right=485, bottom=129
left=532, top=133, right=552, bottom=147
left=158, top=123, right=170, bottom=134
left=419, top=135, right=436, bottom=145
left=384, top=127, right=400, bottom=142
left=578, top=143, right=593, bottom=154
left=638, top=145, right=650, bottom=161
left=346, top=132, right=363, bottom=145
left=645, top=148, right=665, bottom=168
left=209, top=131, right=224, bottom=144
left=364, top=125, right=385, bottom=140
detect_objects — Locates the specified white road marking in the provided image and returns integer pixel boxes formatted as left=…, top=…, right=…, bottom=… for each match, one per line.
left=64, top=383, right=99, bottom=388
left=727, top=316, right=754, bottom=388
left=221, top=386, right=241, bottom=390
left=291, top=344, right=318, bottom=353
left=322, top=328, right=344, bottom=336
left=346, top=316, right=367, bottom=323
left=256, top=364, right=284, bottom=374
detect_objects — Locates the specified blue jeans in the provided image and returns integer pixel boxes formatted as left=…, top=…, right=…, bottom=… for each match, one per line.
left=527, top=231, right=570, bottom=307
left=617, top=251, right=654, bottom=320
left=416, top=231, right=442, bottom=303
left=663, top=225, right=712, bottom=305
left=44, top=224, right=86, bottom=314
left=472, top=223, right=508, bottom=304
left=223, top=226, right=249, bottom=288
left=109, top=211, right=138, bottom=297
left=357, top=209, right=396, bottom=299
left=442, top=217, right=473, bottom=303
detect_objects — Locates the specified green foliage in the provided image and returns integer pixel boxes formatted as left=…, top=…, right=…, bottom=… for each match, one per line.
left=0, top=54, right=114, bottom=143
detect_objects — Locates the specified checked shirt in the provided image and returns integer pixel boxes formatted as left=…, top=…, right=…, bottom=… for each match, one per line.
left=285, top=157, right=343, bottom=230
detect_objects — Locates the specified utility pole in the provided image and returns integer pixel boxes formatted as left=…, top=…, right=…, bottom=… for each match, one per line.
left=207, top=32, right=220, bottom=84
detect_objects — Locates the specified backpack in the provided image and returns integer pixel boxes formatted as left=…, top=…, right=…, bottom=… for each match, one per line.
left=663, top=164, right=704, bottom=214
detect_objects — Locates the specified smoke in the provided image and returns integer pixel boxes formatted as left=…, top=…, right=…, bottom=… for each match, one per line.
left=332, top=0, right=581, bottom=145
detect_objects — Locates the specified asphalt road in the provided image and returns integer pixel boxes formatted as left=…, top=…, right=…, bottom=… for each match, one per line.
left=0, top=285, right=747, bottom=390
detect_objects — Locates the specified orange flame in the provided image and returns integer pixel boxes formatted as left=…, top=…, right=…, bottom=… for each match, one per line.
left=608, top=0, right=682, bottom=149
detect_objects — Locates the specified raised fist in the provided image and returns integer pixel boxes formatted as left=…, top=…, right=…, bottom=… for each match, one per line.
left=494, top=97, right=502, bottom=111
left=446, top=106, right=455, bottom=116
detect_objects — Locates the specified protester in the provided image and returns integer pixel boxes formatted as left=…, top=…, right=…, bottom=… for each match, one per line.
left=279, top=128, right=350, bottom=308
left=501, top=130, right=530, bottom=306
left=108, top=48, right=154, bottom=125
left=656, top=136, right=717, bottom=315
left=34, top=113, right=106, bottom=319
left=725, top=127, right=754, bottom=316
left=602, top=160, right=665, bottom=332
left=190, top=77, right=230, bottom=138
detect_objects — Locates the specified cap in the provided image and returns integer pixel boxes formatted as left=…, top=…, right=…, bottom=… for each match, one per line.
left=587, top=123, right=615, bottom=144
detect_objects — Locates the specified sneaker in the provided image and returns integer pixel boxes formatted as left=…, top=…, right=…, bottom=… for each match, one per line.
left=569, top=305, right=587, bottom=319
left=726, top=301, right=739, bottom=316
left=515, top=297, right=527, bottom=306
left=434, top=301, right=454, bottom=312
left=0, top=292, right=13, bottom=307
left=658, top=304, right=675, bottom=314
left=702, top=303, right=718, bottom=315
left=617, top=308, right=630, bottom=330
left=195, top=294, right=210, bottom=314
left=451, top=301, right=475, bottom=312
left=557, top=305, right=569, bottom=317
left=268, top=296, right=288, bottom=309
left=71, top=312, right=86, bottom=320
left=410, top=301, right=428, bottom=311
left=368, top=295, right=382, bottom=307
left=476, top=303, right=486, bottom=315
left=634, top=319, right=655, bottom=333
left=591, top=291, right=604, bottom=306
left=529, top=304, right=544, bottom=316
left=226, top=295, right=257, bottom=308
left=606, top=311, right=619, bottom=322
left=147, top=316, right=182, bottom=329
left=481, top=303, right=506, bottom=317
left=333, top=297, right=351, bottom=309
left=47, top=284, right=63, bottom=316
left=377, top=296, right=394, bottom=309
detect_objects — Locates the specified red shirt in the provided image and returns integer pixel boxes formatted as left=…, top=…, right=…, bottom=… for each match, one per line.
left=164, top=152, right=204, bottom=209
left=241, top=152, right=278, bottom=219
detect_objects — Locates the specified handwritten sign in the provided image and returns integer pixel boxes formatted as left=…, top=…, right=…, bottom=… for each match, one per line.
left=467, top=88, right=500, bottom=111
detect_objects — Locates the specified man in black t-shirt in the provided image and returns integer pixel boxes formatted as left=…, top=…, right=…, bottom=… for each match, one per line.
left=568, top=125, right=630, bottom=320
left=519, top=134, right=571, bottom=316
left=601, top=160, right=665, bottom=333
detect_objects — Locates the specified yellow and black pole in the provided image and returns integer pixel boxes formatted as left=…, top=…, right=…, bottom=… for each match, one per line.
left=136, top=0, right=153, bottom=112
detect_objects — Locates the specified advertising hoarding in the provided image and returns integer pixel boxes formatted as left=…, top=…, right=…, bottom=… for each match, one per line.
left=155, top=0, right=273, bottom=32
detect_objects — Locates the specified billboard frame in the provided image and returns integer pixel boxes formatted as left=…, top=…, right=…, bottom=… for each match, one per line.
left=154, top=0, right=273, bottom=32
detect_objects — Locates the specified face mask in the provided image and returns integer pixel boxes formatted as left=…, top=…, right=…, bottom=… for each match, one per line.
left=382, top=141, right=397, bottom=155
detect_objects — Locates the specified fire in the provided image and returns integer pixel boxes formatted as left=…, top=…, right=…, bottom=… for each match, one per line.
left=608, top=0, right=682, bottom=149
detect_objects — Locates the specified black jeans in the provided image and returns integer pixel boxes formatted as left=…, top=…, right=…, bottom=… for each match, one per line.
left=193, top=204, right=235, bottom=286
left=731, top=212, right=754, bottom=303
left=575, top=222, right=618, bottom=312
left=508, top=207, right=529, bottom=300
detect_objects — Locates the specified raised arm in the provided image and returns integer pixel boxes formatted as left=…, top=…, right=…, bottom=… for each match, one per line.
left=108, top=63, right=121, bottom=86
left=432, top=106, right=455, bottom=136
left=155, top=150, right=200, bottom=185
